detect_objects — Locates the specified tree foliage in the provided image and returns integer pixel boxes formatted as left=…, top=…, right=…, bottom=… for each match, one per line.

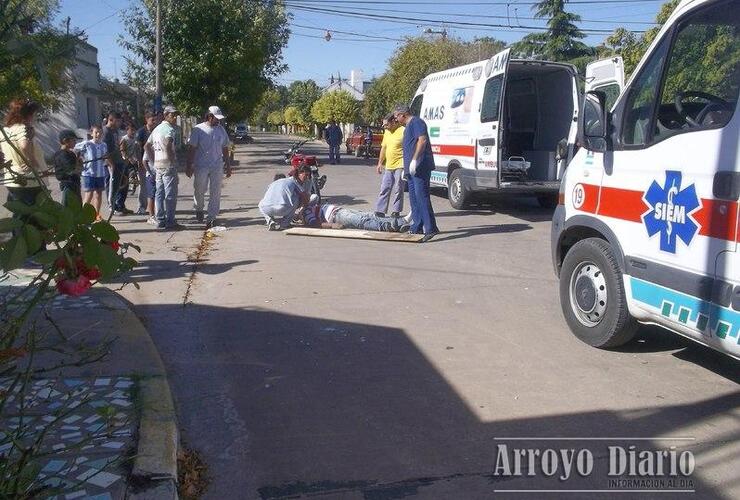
left=251, top=85, right=288, bottom=126
left=603, top=0, right=680, bottom=77
left=287, top=80, right=322, bottom=123
left=0, top=0, right=77, bottom=107
left=284, top=106, right=304, bottom=126
left=267, top=110, right=284, bottom=126
left=310, top=90, right=359, bottom=124
left=120, top=0, right=289, bottom=120
left=361, top=35, right=506, bottom=123
left=512, top=0, right=591, bottom=61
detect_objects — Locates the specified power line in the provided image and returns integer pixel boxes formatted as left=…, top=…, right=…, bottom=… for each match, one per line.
left=284, top=0, right=662, bottom=4
left=287, top=0, right=658, bottom=25
left=290, top=22, right=404, bottom=41
left=287, top=4, right=645, bottom=34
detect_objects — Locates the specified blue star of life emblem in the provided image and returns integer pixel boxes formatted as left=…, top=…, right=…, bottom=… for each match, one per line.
left=643, top=171, right=700, bottom=253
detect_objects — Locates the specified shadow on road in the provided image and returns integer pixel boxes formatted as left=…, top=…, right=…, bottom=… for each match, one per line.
left=135, top=303, right=740, bottom=499
left=431, top=223, right=532, bottom=243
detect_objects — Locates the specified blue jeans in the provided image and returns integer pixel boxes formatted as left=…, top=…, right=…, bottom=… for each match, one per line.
left=155, top=167, right=179, bottom=226
left=408, top=170, right=438, bottom=235
left=328, top=145, right=341, bottom=164
left=332, top=208, right=394, bottom=231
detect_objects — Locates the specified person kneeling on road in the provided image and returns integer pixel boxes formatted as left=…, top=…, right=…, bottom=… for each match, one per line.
left=303, top=199, right=410, bottom=233
left=258, top=165, right=311, bottom=230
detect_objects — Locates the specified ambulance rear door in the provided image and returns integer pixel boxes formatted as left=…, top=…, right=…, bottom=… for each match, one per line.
left=585, top=56, right=625, bottom=110
left=477, top=48, right=510, bottom=188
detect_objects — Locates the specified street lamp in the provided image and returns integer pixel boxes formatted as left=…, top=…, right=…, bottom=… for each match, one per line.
left=424, top=28, right=447, bottom=40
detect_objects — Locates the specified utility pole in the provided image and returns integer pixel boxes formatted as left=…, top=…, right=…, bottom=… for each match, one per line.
left=154, top=0, right=162, bottom=113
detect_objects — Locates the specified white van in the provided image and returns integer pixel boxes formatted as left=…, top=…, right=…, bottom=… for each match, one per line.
left=410, top=50, right=580, bottom=209
left=552, top=0, right=739, bottom=360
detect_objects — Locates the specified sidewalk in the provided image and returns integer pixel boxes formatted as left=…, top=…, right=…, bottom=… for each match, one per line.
left=0, top=270, right=178, bottom=499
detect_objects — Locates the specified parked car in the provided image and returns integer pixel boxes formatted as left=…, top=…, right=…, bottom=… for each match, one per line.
left=345, top=126, right=383, bottom=157
left=233, top=123, right=252, bottom=143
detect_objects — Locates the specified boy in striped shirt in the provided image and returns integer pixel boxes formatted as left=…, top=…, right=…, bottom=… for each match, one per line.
left=75, top=124, right=113, bottom=219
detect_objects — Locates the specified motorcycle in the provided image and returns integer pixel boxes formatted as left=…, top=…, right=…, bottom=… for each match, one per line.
left=283, top=140, right=327, bottom=203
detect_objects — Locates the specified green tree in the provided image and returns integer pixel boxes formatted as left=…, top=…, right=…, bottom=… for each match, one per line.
left=604, top=0, right=680, bottom=77
left=0, top=0, right=77, bottom=107
left=251, top=85, right=288, bottom=127
left=362, top=74, right=393, bottom=124
left=513, top=0, right=591, bottom=61
left=267, top=110, right=284, bottom=130
left=120, top=0, right=289, bottom=120
left=310, top=90, right=359, bottom=124
left=283, top=105, right=305, bottom=133
left=287, top=79, right=322, bottom=123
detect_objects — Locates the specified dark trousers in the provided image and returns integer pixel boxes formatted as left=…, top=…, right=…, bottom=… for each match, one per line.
left=59, top=179, right=81, bottom=205
left=109, top=162, right=128, bottom=211
left=408, top=170, right=438, bottom=235
left=7, top=186, right=46, bottom=248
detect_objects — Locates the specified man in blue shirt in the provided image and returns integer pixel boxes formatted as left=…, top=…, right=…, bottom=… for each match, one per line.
left=324, top=120, right=343, bottom=165
left=393, top=104, right=439, bottom=242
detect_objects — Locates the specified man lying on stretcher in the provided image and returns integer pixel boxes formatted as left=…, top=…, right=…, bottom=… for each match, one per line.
left=302, top=197, right=411, bottom=233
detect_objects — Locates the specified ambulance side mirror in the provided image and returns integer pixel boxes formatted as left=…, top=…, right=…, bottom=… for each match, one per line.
left=579, top=91, right=608, bottom=153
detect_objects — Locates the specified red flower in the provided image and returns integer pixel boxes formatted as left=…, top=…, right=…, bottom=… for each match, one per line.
left=56, top=275, right=92, bottom=296
left=82, top=266, right=102, bottom=280
left=109, top=241, right=120, bottom=251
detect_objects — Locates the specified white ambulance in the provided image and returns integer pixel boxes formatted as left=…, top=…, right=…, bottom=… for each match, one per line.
left=410, top=50, right=580, bottom=209
left=552, top=0, right=739, bottom=360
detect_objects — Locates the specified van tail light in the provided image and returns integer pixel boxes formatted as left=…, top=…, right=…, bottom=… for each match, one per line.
left=558, top=192, right=565, bottom=206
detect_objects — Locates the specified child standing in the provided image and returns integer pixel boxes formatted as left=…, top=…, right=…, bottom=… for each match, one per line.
left=75, top=125, right=112, bottom=219
left=52, top=129, right=82, bottom=205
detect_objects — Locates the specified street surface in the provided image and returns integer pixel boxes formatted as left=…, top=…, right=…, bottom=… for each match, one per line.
left=109, top=133, right=738, bottom=499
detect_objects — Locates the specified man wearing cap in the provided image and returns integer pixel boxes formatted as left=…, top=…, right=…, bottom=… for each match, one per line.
left=53, top=129, right=83, bottom=204
left=102, top=111, right=132, bottom=215
left=186, top=105, right=231, bottom=227
left=393, top=103, right=439, bottom=242
left=145, top=105, right=182, bottom=230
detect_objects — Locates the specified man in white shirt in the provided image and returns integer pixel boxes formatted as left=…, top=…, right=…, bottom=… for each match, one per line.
left=145, top=105, right=181, bottom=230
left=186, top=105, right=231, bottom=228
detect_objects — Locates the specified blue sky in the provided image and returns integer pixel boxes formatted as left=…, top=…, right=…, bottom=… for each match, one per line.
left=56, top=0, right=667, bottom=87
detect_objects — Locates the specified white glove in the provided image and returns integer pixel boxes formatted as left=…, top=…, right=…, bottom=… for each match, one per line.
left=409, top=159, right=417, bottom=176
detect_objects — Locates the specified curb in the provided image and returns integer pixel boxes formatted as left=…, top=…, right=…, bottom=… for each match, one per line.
left=98, top=289, right=180, bottom=500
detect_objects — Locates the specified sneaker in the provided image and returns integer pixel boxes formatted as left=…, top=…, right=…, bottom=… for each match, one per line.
left=146, top=216, right=158, bottom=225
left=195, top=211, right=204, bottom=223
left=267, top=221, right=280, bottom=231
left=166, top=222, right=185, bottom=231
left=116, top=207, right=133, bottom=215
left=136, top=207, right=147, bottom=215
left=205, top=219, right=216, bottom=229
left=420, top=231, right=439, bottom=243
left=113, top=210, right=128, bottom=216
left=156, top=222, right=167, bottom=230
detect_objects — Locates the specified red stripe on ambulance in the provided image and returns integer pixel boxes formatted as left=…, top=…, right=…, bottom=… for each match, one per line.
left=431, top=144, right=475, bottom=157
left=573, top=183, right=738, bottom=243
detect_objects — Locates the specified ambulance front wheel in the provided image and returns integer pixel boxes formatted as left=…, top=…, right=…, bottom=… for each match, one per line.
left=448, top=169, right=471, bottom=210
left=559, top=238, right=638, bottom=348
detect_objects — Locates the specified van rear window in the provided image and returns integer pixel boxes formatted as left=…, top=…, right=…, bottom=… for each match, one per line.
left=481, top=75, right=503, bottom=123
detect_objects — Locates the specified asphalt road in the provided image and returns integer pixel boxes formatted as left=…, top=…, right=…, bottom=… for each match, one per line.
left=99, top=133, right=738, bottom=499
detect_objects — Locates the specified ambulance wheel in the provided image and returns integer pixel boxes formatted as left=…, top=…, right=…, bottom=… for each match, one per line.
left=537, top=193, right=558, bottom=209
left=559, top=238, right=638, bottom=348
left=448, top=169, right=470, bottom=210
